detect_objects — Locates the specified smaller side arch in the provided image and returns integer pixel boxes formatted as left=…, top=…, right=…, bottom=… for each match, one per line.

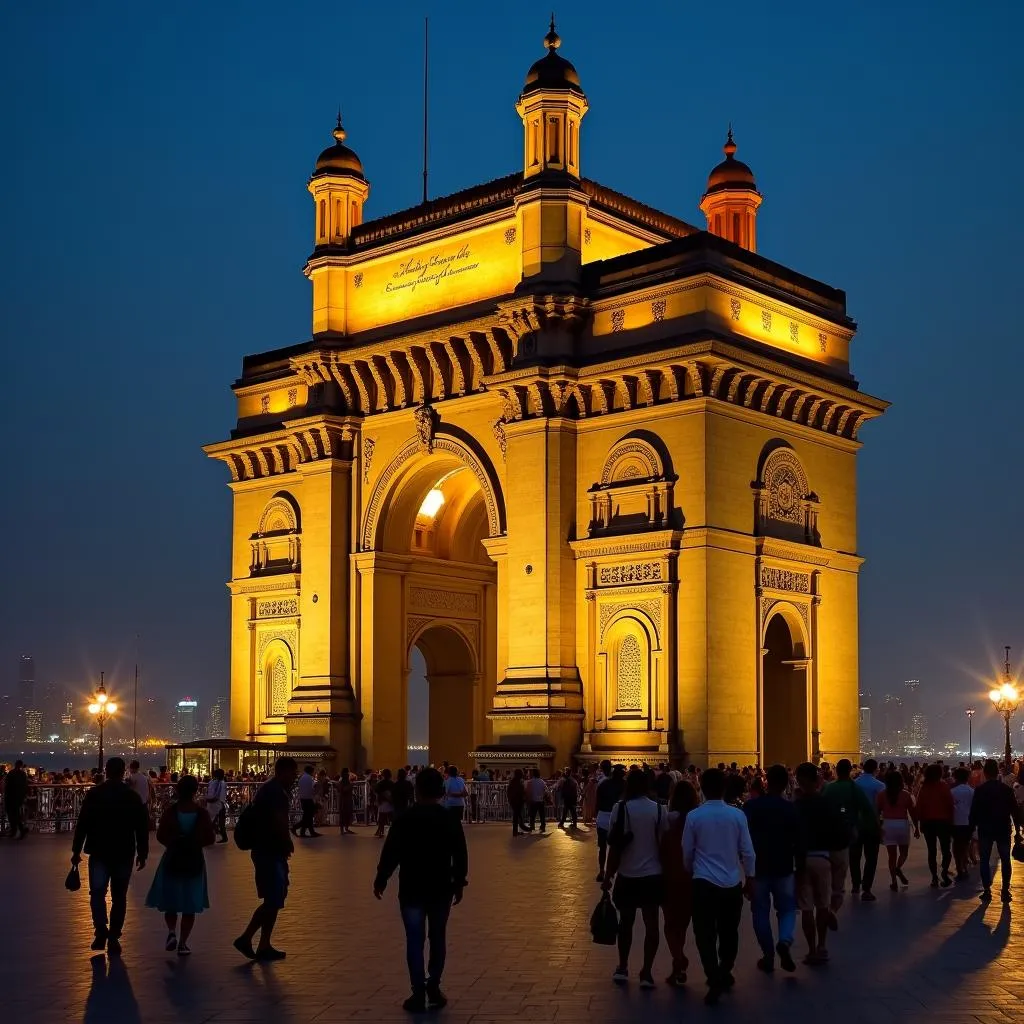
left=761, top=599, right=808, bottom=660
left=259, top=637, right=296, bottom=720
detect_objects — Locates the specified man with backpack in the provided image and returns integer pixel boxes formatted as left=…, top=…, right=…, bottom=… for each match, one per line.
left=823, top=758, right=875, bottom=918
left=233, top=756, right=298, bottom=961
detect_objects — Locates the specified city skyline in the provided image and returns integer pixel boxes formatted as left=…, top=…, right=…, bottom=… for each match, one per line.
left=3, top=3, right=1022, bottom=745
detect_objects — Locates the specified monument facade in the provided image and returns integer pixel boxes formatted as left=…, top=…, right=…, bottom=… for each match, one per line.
left=206, top=22, right=886, bottom=770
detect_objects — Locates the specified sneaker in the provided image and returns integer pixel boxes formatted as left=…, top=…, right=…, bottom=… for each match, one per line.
left=638, top=971, right=655, bottom=989
left=776, top=941, right=796, bottom=973
left=612, top=966, right=628, bottom=984
left=426, top=983, right=447, bottom=1009
left=756, top=956, right=774, bottom=974
left=107, top=937, right=122, bottom=956
left=233, top=936, right=257, bottom=960
left=255, top=947, right=286, bottom=961
left=177, top=943, right=191, bottom=957
left=90, top=931, right=108, bottom=952
left=941, top=874, right=953, bottom=888
left=165, top=931, right=178, bottom=952
left=665, top=970, right=687, bottom=987
left=403, top=990, right=427, bottom=1013
left=308, top=831, right=323, bottom=838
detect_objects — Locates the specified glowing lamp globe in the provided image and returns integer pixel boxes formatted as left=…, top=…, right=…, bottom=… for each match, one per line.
left=990, top=689, right=1004, bottom=705
left=88, top=702, right=100, bottom=714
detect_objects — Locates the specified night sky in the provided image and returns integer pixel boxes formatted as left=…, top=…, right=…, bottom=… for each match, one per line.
left=3, top=1, right=1021, bottom=749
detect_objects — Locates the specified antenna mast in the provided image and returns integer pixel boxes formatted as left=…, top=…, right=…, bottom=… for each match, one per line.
left=422, top=16, right=429, bottom=204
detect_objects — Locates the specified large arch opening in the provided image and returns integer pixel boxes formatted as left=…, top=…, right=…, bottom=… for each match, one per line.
left=359, top=435, right=501, bottom=769
left=762, top=612, right=808, bottom=767
left=409, top=624, right=478, bottom=769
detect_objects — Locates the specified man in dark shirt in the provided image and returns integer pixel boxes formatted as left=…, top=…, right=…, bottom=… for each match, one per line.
left=392, top=767, right=414, bottom=818
left=743, top=764, right=800, bottom=973
left=4, top=760, right=29, bottom=839
left=969, top=758, right=1020, bottom=903
left=793, top=762, right=847, bottom=966
left=234, top=757, right=298, bottom=961
left=70, top=757, right=149, bottom=954
left=374, top=767, right=468, bottom=1013
left=595, top=763, right=625, bottom=882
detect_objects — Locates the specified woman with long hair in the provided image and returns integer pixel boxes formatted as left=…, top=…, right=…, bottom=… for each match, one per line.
left=145, top=775, right=215, bottom=954
left=660, top=779, right=699, bottom=986
left=916, top=763, right=954, bottom=887
left=878, top=770, right=919, bottom=891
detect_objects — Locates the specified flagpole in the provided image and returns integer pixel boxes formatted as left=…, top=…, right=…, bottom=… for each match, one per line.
left=422, top=16, right=429, bottom=205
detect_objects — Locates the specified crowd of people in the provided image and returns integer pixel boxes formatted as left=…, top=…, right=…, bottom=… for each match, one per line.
left=4, top=751, right=1023, bottom=1012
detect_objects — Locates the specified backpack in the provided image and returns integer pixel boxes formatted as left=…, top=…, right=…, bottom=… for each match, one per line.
left=234, top=801, right=258, bottom=851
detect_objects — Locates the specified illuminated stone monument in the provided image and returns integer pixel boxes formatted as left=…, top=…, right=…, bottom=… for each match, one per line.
left=205, top=21, right=886, bottom=770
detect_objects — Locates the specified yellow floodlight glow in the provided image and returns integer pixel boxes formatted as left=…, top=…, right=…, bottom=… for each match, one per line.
left=107, top=702, right=117, bottom=714
left=1001, top=683, right=1019, bottom=703
left=87, top=703, right=100, bottom=715
left=97, top=691, right=108, bottom=705
left=990, top=689, right=1004, bottom=705
left=419, top=487, right=445, bottom=519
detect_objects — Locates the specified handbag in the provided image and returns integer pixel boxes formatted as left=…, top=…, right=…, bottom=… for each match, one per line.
left=590, top=893, right=619, bottom=945
left=65, top=864, right=81, bottom=892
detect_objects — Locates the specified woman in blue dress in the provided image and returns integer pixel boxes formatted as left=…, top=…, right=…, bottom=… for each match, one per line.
left=146, top=775, right=215, bottom=954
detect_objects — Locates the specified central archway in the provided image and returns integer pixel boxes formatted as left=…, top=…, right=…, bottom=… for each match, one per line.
left=762, top=611, right=809, bottom=767
left=409, top=623, right=478, bottom=768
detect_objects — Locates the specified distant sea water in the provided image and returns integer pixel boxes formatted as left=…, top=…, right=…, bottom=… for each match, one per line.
left=0, top=743, right=166, bottom=773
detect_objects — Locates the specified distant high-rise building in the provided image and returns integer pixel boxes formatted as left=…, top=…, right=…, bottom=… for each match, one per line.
left=882, top=694, right=905, bottom=751
left=175, top=699, right=199, bottom=743
left=859, top=706, right=872, bottom=747
left=17, top=655, right=35, bottom=738
left=24, top=709, right=43, bottom=742
left=909, top=713, right=929, bottom=747
left=207, top=695, right=229, bottom=738
left=60, top=699, right=75, bottom=742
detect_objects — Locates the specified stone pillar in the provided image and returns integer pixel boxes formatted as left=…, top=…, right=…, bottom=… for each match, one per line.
left=487, top=417, right=582, bottom=764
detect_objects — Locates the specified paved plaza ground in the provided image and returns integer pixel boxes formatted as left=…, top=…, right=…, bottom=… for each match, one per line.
left=3, top=824, right=1024, bottom=1023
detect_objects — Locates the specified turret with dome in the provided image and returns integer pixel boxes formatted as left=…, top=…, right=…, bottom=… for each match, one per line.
left=700, top=128, right=762, bottom=252
left=308, top=112, right=370, bottom=254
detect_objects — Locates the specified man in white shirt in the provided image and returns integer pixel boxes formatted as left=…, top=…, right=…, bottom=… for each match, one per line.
left=127, top=761, right=150, bottom=814
left=682, top=767, right=756, bottom=1006
left=950, top=766, right=974, bottom=881
left=295, top=764, right=322, bottom=838
left=525, top=769, right=548, bottom=833
left=443, top=765, right=468, bottom=824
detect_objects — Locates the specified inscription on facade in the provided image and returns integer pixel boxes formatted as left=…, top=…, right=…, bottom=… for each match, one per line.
left=386, top=244, right=480, bottom=295
left=759, top=567, right=810, bottom=594
left=408, top=587, right=478, bottom=616
left=598, top=562, right=663, bottom=586
left=257, top=598, right=299, bottom=617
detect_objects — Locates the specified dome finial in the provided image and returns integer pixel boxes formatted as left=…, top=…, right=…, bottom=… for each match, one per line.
left=333, top=108, right=346, bottom=143
left=724, top=124, right=736, bottom=158
left=544, top=13, right=561, bottom=51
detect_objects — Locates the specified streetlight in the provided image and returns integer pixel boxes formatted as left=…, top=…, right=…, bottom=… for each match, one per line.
left=966, top=707, right=976, bottom=764
left=988, top=646, right=1019, bottom=770
left=87, top=672, right=117, bottom=774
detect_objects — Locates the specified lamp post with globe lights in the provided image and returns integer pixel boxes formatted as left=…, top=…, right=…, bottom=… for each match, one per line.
left=87, top=672, right=117, bottom=774
left=966, top=707, right=976, bottom=764
left=988, top=647, right=1019, bottom=771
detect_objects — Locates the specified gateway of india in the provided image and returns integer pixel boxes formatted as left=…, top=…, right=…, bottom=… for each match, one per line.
left=206, top=21, right=886, bottom=772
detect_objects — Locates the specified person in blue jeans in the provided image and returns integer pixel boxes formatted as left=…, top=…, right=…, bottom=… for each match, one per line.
left=969, top=758, right=1021, bottom=903
left=742, top=764, right=800, bottom=973
left=375, top=767, right=469, bottom=1012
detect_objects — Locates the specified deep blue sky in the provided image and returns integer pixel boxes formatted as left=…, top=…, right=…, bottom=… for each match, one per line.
left=3, top=1, right=1021, bottom=748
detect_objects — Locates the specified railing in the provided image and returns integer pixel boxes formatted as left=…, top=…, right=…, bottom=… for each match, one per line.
left=1, top=781, right=581, bottom=833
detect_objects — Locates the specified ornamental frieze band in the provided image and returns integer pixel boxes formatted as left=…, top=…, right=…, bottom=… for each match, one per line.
left=598, top=562, right=663, bottom=587
left=257, top=598, right=299, bottom=617
left=759, top=566, right=811, bottom=594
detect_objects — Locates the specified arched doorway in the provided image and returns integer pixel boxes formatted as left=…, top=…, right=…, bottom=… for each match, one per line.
left=762, top=612, right=808, bottom=767
left=409, top=624, right=478, bottom=769
left=357, top=434, right=500, bottom=770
